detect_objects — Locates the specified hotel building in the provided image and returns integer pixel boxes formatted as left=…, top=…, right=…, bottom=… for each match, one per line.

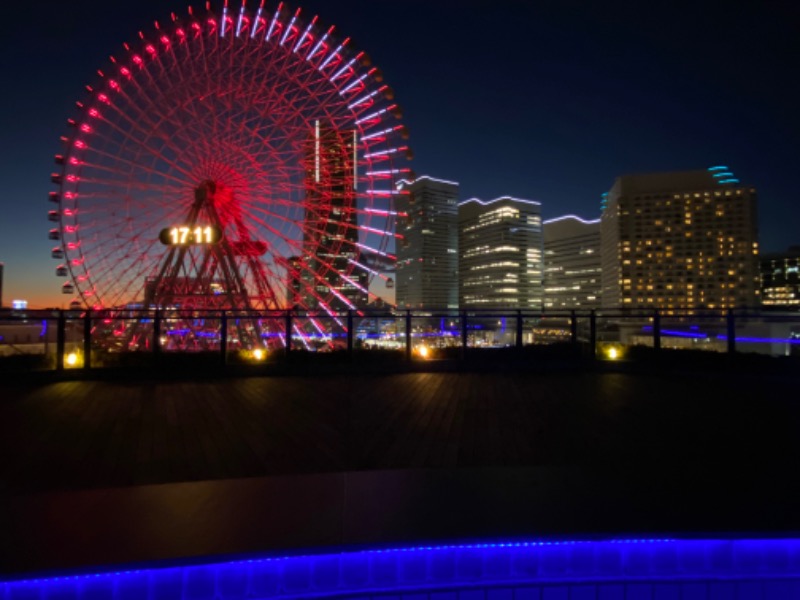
left=459, top=197, right=543, bottom=309
left=600, top=167, right=760, bottom=312
left=760, top=247, right=800, bottom=309
left=395, top=176, right=459, bottom=309
left=543, top=215, right=602, bottom=311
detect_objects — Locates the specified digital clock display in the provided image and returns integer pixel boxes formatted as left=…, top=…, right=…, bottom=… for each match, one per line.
left=159, top=226, right=223, bottom=246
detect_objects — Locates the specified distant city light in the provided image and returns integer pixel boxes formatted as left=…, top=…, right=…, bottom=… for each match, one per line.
left=11, top=300, right=27, bottom=310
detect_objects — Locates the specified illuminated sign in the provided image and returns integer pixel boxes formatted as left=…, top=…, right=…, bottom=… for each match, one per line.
left=158, top=226, right=222, bottom=246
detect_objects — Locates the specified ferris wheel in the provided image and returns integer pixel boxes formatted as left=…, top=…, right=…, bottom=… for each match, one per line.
left=48, top=0, right=410, bottom=348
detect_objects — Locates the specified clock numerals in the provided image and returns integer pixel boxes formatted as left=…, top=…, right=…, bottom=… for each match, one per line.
left=159, top=226, right=221, bottom=245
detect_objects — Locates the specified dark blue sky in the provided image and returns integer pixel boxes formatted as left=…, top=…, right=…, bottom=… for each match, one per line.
left=1, top=0, right=798, bottom=306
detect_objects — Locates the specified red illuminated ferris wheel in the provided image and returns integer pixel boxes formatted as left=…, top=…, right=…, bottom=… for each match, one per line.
left=48, top=1, right=410, bottom=342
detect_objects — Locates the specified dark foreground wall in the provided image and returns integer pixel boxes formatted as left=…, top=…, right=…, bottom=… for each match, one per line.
left=2, top=370, right=800, bottom=594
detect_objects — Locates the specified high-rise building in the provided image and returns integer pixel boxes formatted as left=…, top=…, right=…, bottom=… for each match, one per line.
left=760, top=247, right=800, bottom=309
left=395, top=176, right=459, bottom=309
left=459, top=197, right=543, bottom=309
left=302, top=122, right=367, bottom=312
left=600, top=167, right=760, bottom=312
left=285, top=256, right=303, bottom=310
left=543, top=215, right=601, bottom=310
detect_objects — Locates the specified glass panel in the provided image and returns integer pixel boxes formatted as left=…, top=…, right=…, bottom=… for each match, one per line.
left=409, top=313, right=461, bottom=359
left=0, top=311, right=56, bottom=371
left=657, top=311, right=726, bottom=353
left=594, top=311, right=645, bottom=360
left=464, top=313, right=512, bottom=349
left=355, top=312, right=402, bottom=352
left=160, top=316, right=221, bottom=353
left=225, top=314, right=279, bottom=364
left=531, top=315, right=572, bottom=346
left=63, top=312, right=87, bottom=369
left=730, top=312, right=800, bottom=358
left=289, top=315, right=346, bottom=353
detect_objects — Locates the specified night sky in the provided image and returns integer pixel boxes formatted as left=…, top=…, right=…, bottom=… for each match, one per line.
left=1, top=0, right=798, bottom=307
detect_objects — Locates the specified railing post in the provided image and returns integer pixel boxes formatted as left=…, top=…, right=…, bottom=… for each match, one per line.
left=461, top=311, right=468, bottom=359
left=589, top=310, right=597, bottom=359
left=347, top=310, right=354, bottom=356
left=405, top=310, right=412, bottom=360
left=285, top=310, right=292, bottom=356
left=515, top=310, right=523, bottom=350
left=653, top=309, right=661, bottom=352
left=153, top=308, right=161, bottom=365
left=83, top=309, right=92, bottom=369
left=56, top=309, right=66, bottom=371
left=220, top=311, right=228, bottom=367
left=727, top=309, right=736, bottom=354
left=570, top=310, right=578, bottom=345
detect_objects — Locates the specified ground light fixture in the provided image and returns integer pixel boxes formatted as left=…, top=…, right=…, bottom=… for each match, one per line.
left=65, top=351, right=82, bottom=367
left=600, top=343, right=624, bottom=360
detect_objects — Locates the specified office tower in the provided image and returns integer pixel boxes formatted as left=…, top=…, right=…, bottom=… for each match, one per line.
left=760, top=246, right=800, bottom=309
left=459, top=196, right=543, bottom=309
left=302, top=122, right=367, bottom=311
left=543, top=215, right=601, bottom=310
left=395, top=176, right=459, bottom=309
left=600, top=167, right=759, bottom=312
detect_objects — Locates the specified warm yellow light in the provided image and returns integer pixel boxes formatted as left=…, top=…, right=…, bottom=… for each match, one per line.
left=253, top=348, right=266, bottom=361
left=418, top=346, right=430, bottom=359
left=607, top=347, right=619, bottom=360
left=66, top=352, right=79, bottom=366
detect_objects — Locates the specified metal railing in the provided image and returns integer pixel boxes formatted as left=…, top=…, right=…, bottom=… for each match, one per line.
left=1, top=307, right=798, bottom=372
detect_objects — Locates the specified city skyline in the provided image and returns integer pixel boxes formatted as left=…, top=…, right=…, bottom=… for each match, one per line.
left=1, top=0, right=798, bottom=307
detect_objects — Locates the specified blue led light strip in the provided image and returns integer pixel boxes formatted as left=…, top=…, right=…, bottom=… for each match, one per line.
left=717, top=335, right=800, bottom=344
left=4, top=538, right=800, bottom=598
left=641, top=327, right=708, bottom=339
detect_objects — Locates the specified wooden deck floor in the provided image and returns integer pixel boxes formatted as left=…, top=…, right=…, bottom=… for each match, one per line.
left=1, top=371, right=799, bottom=495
